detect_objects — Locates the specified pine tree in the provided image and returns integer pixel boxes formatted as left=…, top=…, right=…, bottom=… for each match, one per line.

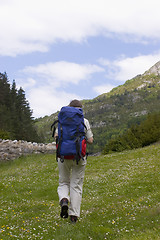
left=10, top=80, right=20, bottom=139
left=0, top=72, right=11, bottom=131
left=0, top=72, right=41, bottom=142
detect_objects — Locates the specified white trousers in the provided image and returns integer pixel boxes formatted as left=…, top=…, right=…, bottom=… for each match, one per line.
left=57, top=158, right=87, bottom=217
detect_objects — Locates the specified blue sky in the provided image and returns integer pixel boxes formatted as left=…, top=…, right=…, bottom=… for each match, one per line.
left=1, top=0, right=160, bottom=118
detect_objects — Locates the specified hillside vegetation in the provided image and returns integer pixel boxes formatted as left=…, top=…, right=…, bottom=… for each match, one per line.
left=0, top=145, right=160, bottom=239
left=103, top=111, right=160, bottom=154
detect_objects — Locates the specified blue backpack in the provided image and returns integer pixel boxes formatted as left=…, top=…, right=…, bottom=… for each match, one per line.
left=51, top=106, right=87, bottom=164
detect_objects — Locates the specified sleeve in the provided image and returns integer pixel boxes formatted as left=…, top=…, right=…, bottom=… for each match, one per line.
left=84, top=118, right=93, bottom=139
left=55, top=127, right=58, bottom=135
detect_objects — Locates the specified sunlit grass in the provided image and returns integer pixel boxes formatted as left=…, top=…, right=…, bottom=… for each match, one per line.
left=0, top=144, right=160, bottom=239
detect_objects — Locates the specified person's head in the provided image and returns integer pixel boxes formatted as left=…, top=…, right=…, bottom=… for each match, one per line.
left=69, top=99, right=82, bottom=108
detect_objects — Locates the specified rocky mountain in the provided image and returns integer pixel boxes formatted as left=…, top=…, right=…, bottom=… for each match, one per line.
left=144, top=61, right=160, bottom=76
left=35, top=61, right=160, bottom=153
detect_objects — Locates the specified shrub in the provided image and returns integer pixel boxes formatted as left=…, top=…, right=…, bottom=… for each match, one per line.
left=103, top=112, right=160, bottom=154
left=0, top=129, right=11, bottom=139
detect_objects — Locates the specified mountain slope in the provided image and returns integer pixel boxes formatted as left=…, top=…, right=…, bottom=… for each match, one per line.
left=35, top=61, right=160, bottom=153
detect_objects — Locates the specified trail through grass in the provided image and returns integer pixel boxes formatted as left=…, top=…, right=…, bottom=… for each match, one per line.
left=0, top=144, right=160, bottom=239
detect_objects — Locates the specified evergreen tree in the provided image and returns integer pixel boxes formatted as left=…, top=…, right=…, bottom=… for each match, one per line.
left=0, top=72, right=41, bottom=142
left=0, top=72, right=10, bottom=106
left=16, top=87, right=32, bottom=140
left=0, top=72, right=11, bottom=131
left=10, top=80, right=19, bottom=139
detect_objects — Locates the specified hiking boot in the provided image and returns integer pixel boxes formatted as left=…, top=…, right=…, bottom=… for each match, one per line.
left=70, top=215, right=78, bottom=223
left=60, top=198, right=68, bottom=218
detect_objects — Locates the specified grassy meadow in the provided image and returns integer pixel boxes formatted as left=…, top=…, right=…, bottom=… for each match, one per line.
left=0, top=144, right=160, bottom=239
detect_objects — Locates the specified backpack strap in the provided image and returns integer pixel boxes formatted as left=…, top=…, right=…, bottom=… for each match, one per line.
left=74, top=124, right=86, bottom=164
left=75, top=135, right=84, bottom=164
left=56, top=123, right=63, bottom=162
left=82, top=121, right=87, bottom=131
left=51, top=120, right=61, bottom=162
left=51, top=120, right=59, bottom=138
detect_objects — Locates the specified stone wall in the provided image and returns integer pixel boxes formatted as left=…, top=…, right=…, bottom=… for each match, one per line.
left=0, top=139, right=56, bottom=161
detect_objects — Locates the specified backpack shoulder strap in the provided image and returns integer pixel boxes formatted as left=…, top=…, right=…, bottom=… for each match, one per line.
left=51, top=120, right=59, bottom=138
left=82, top=121, right=87, bottom=130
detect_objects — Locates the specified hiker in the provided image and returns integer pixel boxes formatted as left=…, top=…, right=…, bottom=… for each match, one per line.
left=54, top=99, right=93, bottom=223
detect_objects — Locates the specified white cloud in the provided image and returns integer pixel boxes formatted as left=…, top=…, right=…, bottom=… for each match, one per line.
left=22, top=61, right=104, bottom=86
left=1, top=0, right=160, bottom=56
left=93, top=83, right=116, bottom=95
left=99, top=52, right=160, bottom=82
left=18, top=78, right=36, bottom=89
left=17, top=61, right=104, bottom=117
left=28, top=86, right=81, bottom=118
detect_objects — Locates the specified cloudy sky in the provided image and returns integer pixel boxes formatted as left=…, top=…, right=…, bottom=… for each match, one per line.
left=1, top=0, right=160, bottom=118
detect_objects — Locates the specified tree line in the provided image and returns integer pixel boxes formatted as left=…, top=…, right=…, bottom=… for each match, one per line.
left=0, top=72, right=41, bottom=142
left=103, top=111, right=160, bottom=154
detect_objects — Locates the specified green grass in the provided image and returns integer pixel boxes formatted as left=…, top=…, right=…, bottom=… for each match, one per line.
left=0, top=145, right=160, bottom=239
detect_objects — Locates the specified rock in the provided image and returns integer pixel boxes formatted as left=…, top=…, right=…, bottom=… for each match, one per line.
left=0, top=139, right=56, bottom=162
